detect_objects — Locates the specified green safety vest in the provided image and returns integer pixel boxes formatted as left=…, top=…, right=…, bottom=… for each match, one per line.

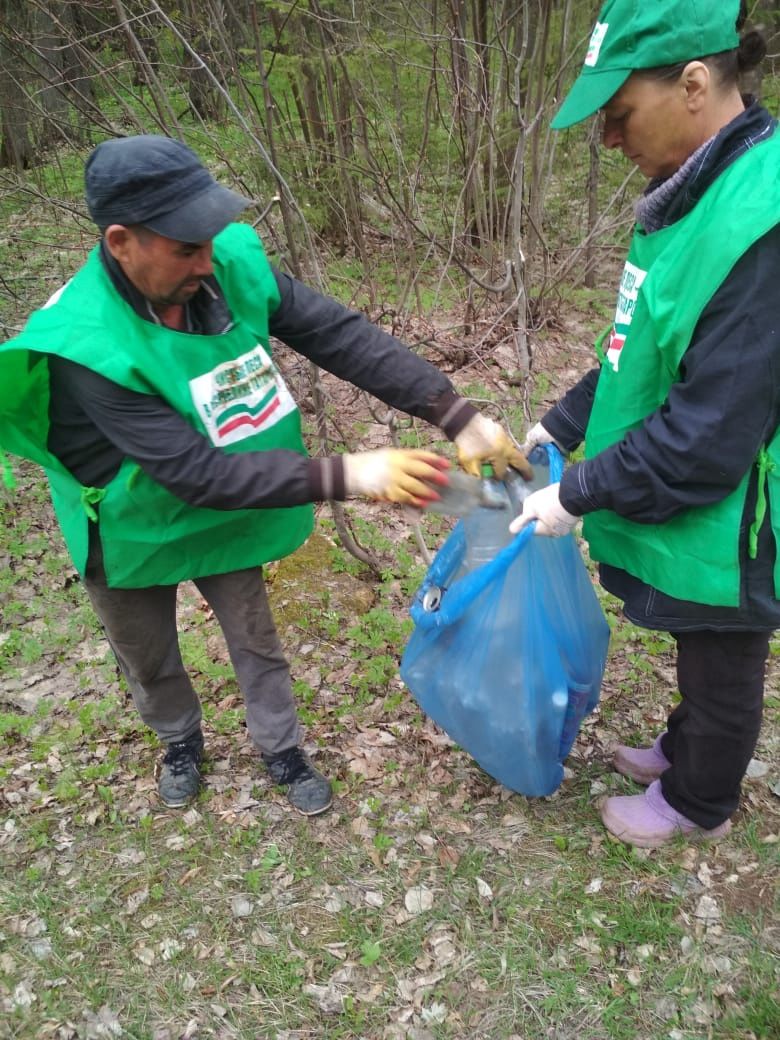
left=584, top=130, right=780, bottom=607
left=0, top=222, right=314, bottom=588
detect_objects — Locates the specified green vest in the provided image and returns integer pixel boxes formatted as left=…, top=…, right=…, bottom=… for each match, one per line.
left=0, top=222, right=314, bottom=588
left=584, top=130, right=780, bottom=607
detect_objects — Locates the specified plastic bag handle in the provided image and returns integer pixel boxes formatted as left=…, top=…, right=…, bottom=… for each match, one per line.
left=409, top=442, right=565, bottom=632
left=546, top=442, right=565, bottom=482
left=410, top=522, right=536, bottom=630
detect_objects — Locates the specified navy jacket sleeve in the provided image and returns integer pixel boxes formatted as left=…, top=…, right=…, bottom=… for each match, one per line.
left=559, top=225, right=780, bottom=521
left=47, top=265, right=477, bottom=508
left=540, top=368, right=600, bottom=452
left=47, top=357, right=321, bottom=509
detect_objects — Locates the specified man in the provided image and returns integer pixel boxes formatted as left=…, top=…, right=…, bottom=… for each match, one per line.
left=0, top=134, right=530, bottom=816
left=513, top=0, right=779, bottom=846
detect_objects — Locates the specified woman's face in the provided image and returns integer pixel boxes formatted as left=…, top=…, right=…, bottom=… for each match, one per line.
left=601, top=72, right=700, bottom=179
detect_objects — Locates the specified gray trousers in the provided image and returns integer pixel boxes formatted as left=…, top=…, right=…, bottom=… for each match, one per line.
left=83, top=564, right=301, bottom=754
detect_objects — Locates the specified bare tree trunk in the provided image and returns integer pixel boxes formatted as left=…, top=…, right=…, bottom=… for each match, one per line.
left=0, top=2, right=35, bottom=169
left=448, top=0, right=484, bottom=247
left=523, top=0, right=564, bottom=288
left=509, top=121, right=530, bottom=374
left=182, top=0, right=226, bottom=120
left=584, top=114, right=601, bottom=288
left=249, top=1, right=301, bottom=276
left=111, top=0, right=179, bottom=134
left=308, top=0, right=366, bottom=261
left=35, top=2, right=70, bottom=147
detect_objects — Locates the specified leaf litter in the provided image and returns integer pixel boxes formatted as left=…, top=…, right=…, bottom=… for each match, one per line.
left=1, top=323, right=778, bottom=1039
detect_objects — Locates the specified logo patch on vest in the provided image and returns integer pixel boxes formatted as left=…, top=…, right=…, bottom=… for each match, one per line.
left=608, top=260, right=647, bottom=371
left=190, top=344, right=297, bottom=446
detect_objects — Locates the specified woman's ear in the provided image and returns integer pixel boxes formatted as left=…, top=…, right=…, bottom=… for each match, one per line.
left=681, top=60, right=711, bottom=113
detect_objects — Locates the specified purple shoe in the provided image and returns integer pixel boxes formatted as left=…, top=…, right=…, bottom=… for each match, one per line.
left=600, top=780, right=732, bottom=849
left=613, top=733, right=671, bottom=785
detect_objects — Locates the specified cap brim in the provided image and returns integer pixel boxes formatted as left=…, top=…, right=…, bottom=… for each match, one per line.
left=143, top=182, right=251, bottom=242
left=551, top=67, right=631, bottom=130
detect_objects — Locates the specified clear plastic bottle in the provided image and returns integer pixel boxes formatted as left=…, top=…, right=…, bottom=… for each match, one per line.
left=425, top=469, right=511, bottom=518
left=558, top=680, right=594, bottom=759
left=424, top=470, right=488, bottom=518
left=461, top=466, right=513, bottom=570
left=504, top=446, right=550, bottom=514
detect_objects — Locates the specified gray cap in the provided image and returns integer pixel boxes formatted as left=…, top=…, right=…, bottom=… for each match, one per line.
left=85, top=135, right=251, bottom=241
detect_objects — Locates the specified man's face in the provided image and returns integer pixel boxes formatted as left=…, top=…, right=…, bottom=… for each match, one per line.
left=106, top=226, right=214, bottom=308
left=601, top=73, right=696, bottom=179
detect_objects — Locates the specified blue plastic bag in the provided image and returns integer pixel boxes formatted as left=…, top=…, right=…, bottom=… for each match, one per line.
left=400, top=446, right=610, bottom=796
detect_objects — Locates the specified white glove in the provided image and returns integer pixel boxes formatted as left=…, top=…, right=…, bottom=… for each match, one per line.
left=454, top=414, right=532, bottom=479
left=522, top=421, right=565, bottom=455
left=509, top=482, right=579, bottom=537
left=343, top=448, right=449, bottom=506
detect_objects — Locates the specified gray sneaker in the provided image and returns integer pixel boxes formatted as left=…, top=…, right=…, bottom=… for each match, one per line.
left=262, top=747, right=332, bottom=816
left=158, top=729, right=204, bottom=808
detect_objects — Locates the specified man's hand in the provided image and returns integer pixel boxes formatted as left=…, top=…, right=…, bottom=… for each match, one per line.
left=344, top=448, right=450, bottom=507
left=521, top=421, right=565, bottom=455
left=454, top=414, right=532, bottom=480
left=509, top=482, right=579, bottom=537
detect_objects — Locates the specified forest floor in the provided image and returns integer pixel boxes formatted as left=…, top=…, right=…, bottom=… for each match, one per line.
left=0, top=288, right=778, bottom=1040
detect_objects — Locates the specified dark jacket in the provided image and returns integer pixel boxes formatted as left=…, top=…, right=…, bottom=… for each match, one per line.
left=46, top=245, right=476, bottom=508
left=541, top=102, right=780, bottom=631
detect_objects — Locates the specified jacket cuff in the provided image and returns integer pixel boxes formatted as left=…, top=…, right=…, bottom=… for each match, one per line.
left=540, top=407, right=585, bottom=454
left=559, top=463, right=593, bottom=516
left=428, top=389, right=480, bottom=440
left=307, top=457, right=347, bottom=501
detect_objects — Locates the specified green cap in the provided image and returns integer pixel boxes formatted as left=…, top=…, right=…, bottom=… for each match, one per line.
left=551, top=0, right=741, bottom=130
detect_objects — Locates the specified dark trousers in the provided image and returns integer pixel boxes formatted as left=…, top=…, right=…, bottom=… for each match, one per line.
left=83, top=565, right=301, bottom=755
left=659, top=629, right=770, bottom=829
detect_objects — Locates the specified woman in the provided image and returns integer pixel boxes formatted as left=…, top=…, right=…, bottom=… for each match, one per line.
left=514, top=0, right=780, bottom=847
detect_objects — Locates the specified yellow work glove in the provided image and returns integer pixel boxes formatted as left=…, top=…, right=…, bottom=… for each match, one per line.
left=454, top=414, right=533, bottom=480
left=343, top=448, right=450, bottom=507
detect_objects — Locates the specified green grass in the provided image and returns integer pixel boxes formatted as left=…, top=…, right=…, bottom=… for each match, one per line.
left=2, top=49, right=780, bottom=1028
left=3, top=517, right=776, bottom=1039
left=2, top=419, right=778, bottom=1040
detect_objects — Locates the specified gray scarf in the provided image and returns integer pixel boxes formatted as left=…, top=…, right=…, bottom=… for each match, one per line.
left=634, top=135, right=716, bottom=233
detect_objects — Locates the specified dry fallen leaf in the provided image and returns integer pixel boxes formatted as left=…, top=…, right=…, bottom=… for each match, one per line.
left=694, top=895, right=721, bottom=923
left=303, top=982, right=344, bottom=1014
left=230, top=896, right=253, bottom=918
left=125, top=887, right=149, bottom=915
left=404, top=886, right=434, bottom=914
left=475, top=877, right=493, bottom=901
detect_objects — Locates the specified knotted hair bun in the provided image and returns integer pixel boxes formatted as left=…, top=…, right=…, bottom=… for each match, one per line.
left=737, top=30, right=767, bottom=73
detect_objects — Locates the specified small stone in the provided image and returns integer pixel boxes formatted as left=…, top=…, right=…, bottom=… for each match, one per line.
left=694, top=895, right=721, bottom=923
left=745, top=758, right=768, bottom=779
